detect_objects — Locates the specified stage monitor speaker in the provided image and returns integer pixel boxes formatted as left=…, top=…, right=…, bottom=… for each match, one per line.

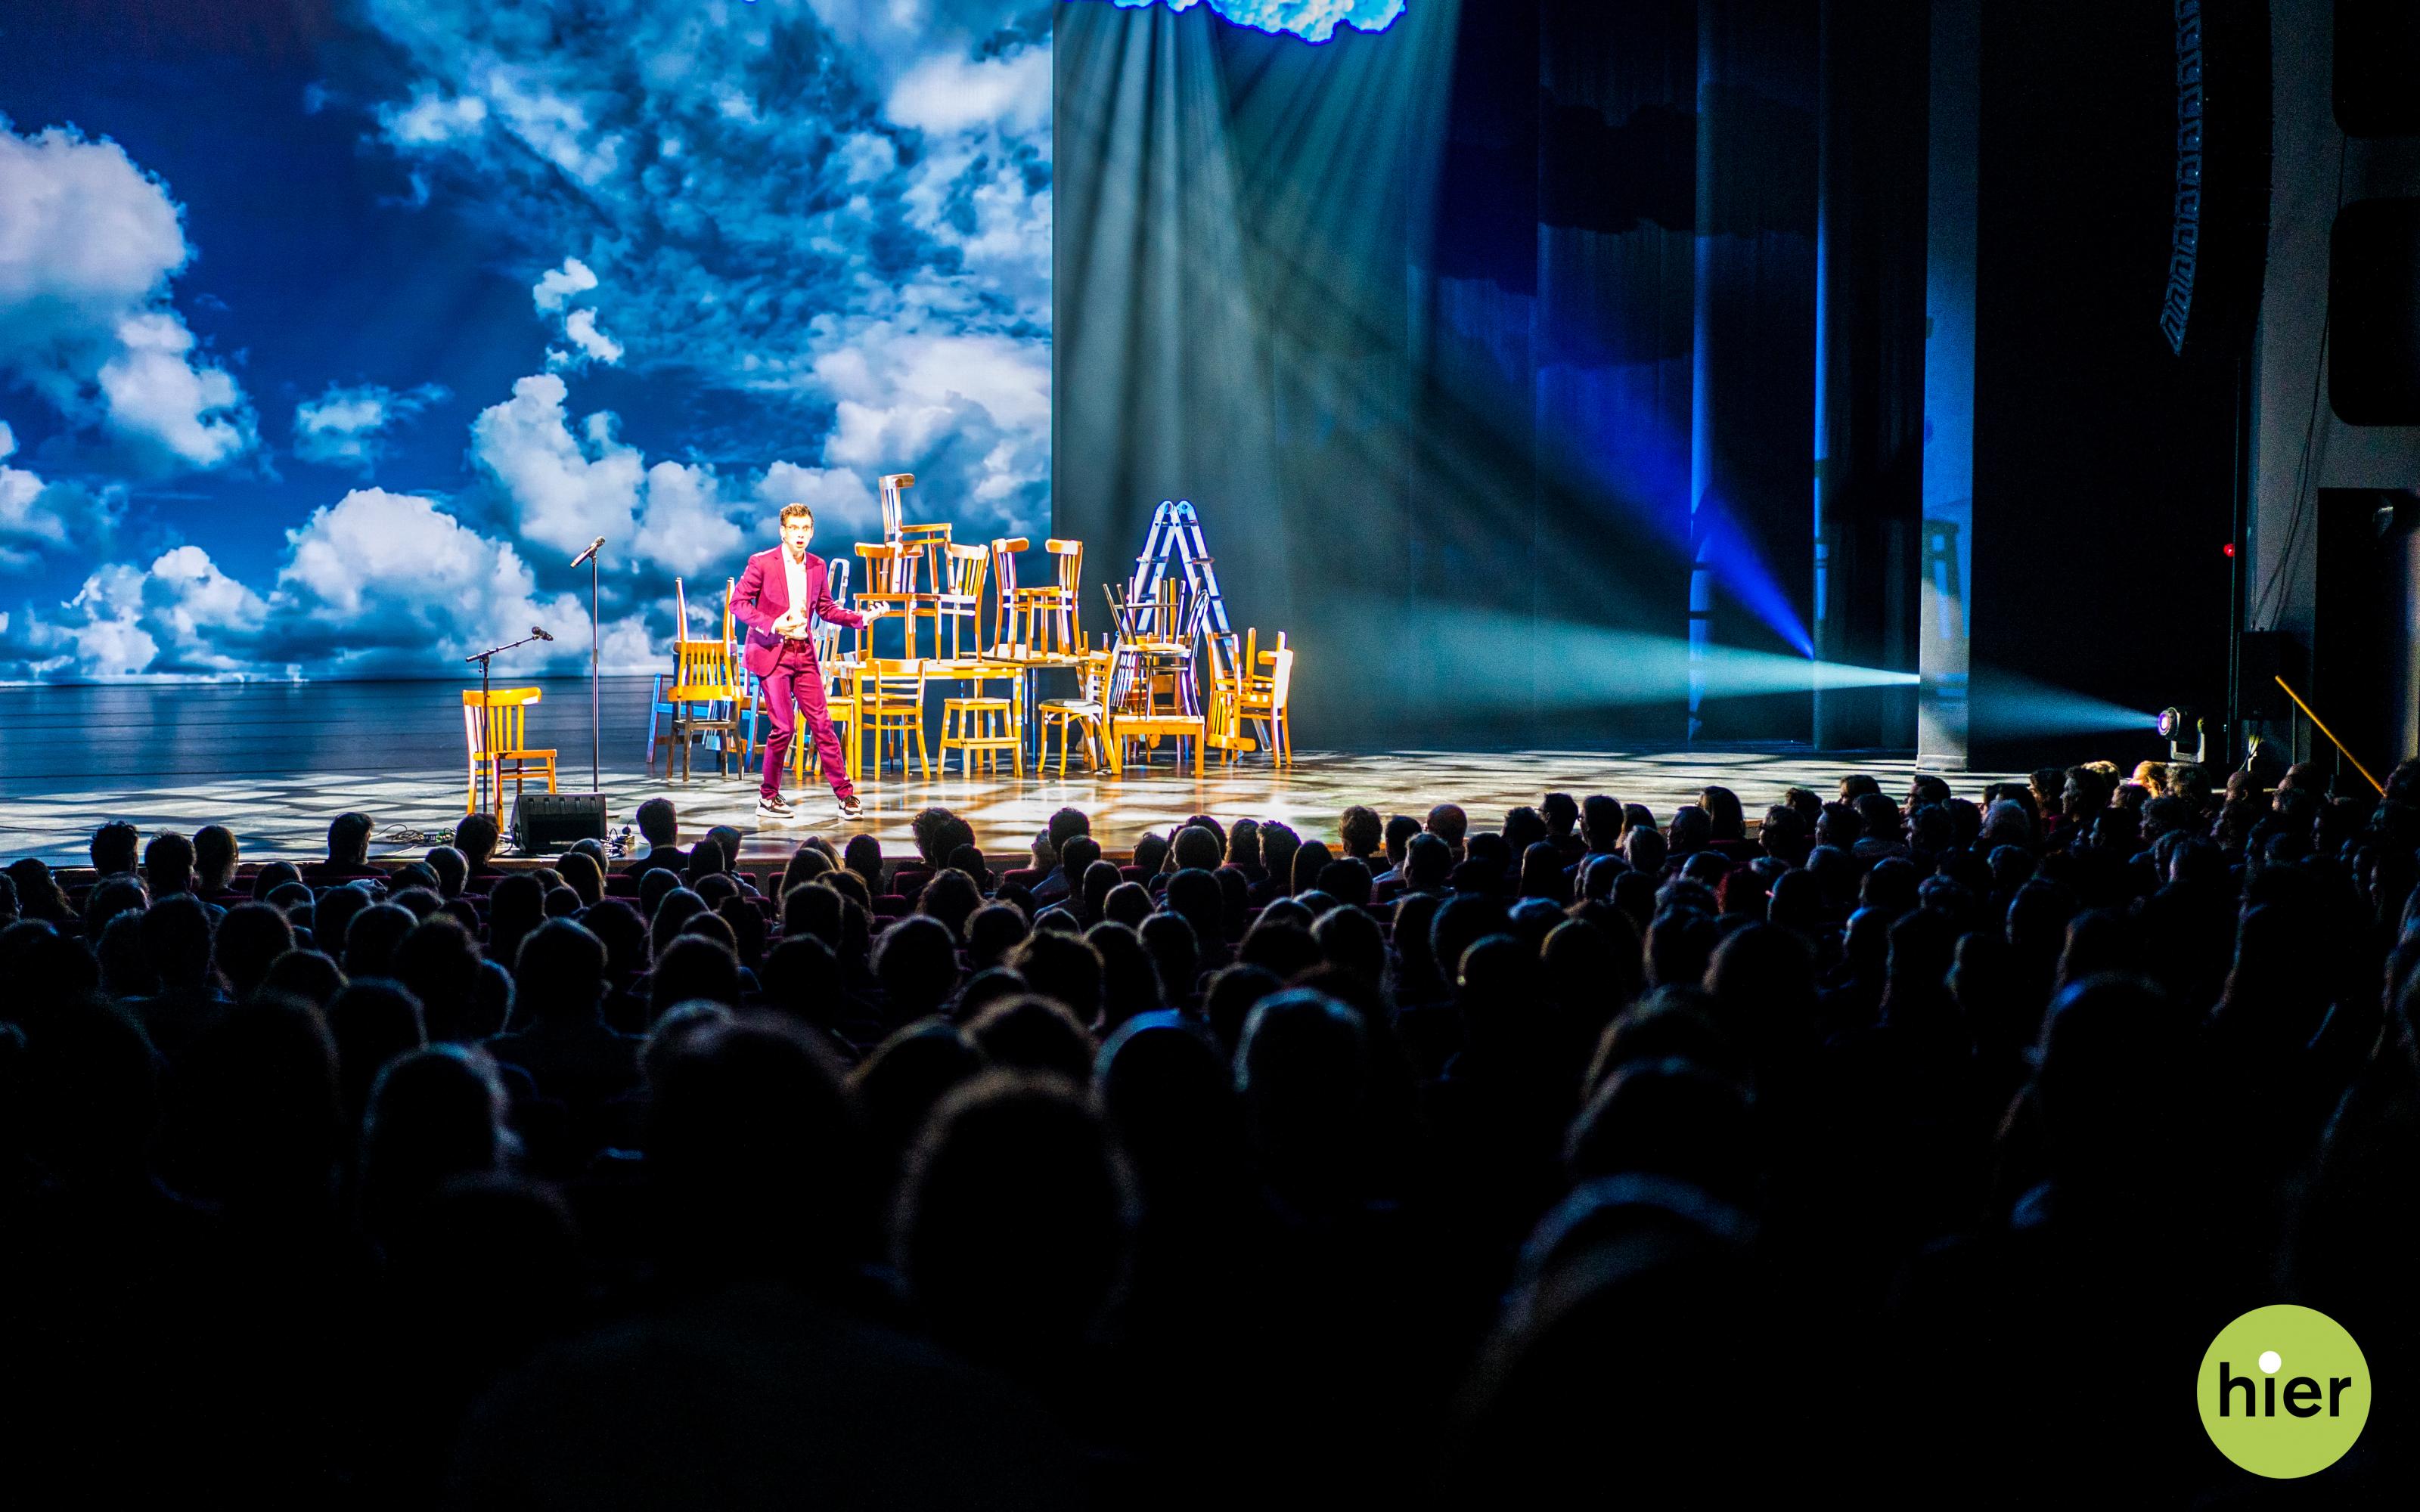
left=2335, top=0, right=2420, bottom=138
left=2237, top=631, right=2305, bottom=720
left=513, top=792, right=607, bottom=855
left=2330, top=198, right=2420, bottom=424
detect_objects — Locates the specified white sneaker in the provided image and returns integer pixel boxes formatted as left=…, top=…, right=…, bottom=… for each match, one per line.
left=756, top=792, right=795, bottom=820
left=836, top=793, right=863, bottom=820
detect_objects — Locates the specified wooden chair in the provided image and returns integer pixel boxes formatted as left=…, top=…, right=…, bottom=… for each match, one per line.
left=854, top=658, right=932, bottom=781
left=788, top=677, right=861, bottom=789
left=651, top=576, right=747, bottom=773
left=1037, top=649, right=1118, bottom=776
left=1110, top=624, right=1209, bottom=777
left=939, top=661, right=1022, bottom=777
left=462, top=687, right=557, bottom=818
left=855, top=541, right=929, bottom=661
left=1238, top=629, right=1295, bottom=767
left=1202, top=635, right=1260, bottom=769
left=1009, top=538, right=1084, bottom=658
left=666, top=638, right=746, bottom=781
left=988, top=536, right=1033, bottom=652
left=933, top=543, right=991, bottom=662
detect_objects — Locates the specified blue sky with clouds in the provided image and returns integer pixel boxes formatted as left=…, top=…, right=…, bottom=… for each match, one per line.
left=0, top=0, right=1052, bottom=680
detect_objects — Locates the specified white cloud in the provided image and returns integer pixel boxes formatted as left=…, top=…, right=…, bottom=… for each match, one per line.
left=292, top=380, right=449, bottom=471
left=886, top=47, right=1052, bottom=136
left=835, top=131, right=898, bottom=186
left=531, top=255, right=597, bottom=314
left=381, top=85, right=490, bottom=147
left=0, top=423, right=57, bottom=572
left=470, top=373, right=645, bottom=557
left=808, top=327, right=1048, bottom=527
left=0, top=119, right=256, bottom=472
left=3, top=543, right=270, bottom=679
left=637, top=460, right=744, bottom=578
left=562, top=307, right=623, bottom=365
left=471, top=370, right=760, bottom=580
left=0, top=488, right=672, bottom=682
left=355, top=2, right=1053, bottom=541
left=0, top=420, right=126, bottom=575
left=266, top=486, right=596, bottom=675
left=756, top=460, right=879, bottom=536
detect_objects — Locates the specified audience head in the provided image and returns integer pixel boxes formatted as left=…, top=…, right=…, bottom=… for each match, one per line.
left=91, top=820, right=141, bottom=876
left=635, top=797, right=678, bottom=848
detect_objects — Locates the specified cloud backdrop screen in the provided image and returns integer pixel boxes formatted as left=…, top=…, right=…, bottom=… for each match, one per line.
left=0, top=2, right=1052, bottom=681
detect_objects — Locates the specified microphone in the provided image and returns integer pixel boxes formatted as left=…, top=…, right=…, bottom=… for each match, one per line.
left=531, top=624, right=555, bottom=642
left=570, top=537, right=605, bottom=567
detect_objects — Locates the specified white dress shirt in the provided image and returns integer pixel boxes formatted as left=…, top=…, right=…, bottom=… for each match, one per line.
left=783, top=549, right=808, bottom=633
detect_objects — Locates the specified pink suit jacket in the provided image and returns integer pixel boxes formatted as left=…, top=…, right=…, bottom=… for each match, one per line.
left=731, top=547, right=869, bottom=679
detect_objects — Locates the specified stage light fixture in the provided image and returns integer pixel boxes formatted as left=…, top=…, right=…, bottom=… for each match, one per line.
left=2159, top=705, right=2207, bottom=763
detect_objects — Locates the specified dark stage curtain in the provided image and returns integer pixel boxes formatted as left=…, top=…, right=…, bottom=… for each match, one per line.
left=1689, top=0, right=1818, bottom=742
left=1813, top=0, right=1928, bottom=749
left=1056, top=0, right=1725, bottom=747
left=1053, top=1, right=1460, bottom=746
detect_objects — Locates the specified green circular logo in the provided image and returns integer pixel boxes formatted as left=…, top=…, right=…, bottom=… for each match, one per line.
left=2198, top=1305, right=2370, bottom=1479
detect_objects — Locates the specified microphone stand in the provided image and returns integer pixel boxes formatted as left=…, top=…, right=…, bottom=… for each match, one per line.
left=588, top=546, right=601, bottom=792
left=464, top=631, right=548, bottom=820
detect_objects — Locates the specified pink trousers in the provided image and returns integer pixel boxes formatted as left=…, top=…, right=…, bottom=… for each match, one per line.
left=759, top=658, right=853, bottom=800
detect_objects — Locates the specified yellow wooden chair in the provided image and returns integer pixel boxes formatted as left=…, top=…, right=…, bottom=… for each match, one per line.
left=666, top=637, right=745, bottom=781
left=931, top=543, right=992, bottom=663
left=788, top=679, right=860, bottom=787
left=1202, top=636, right=1260, bottom=769
left=854, top=658, right=932, bottom=781
left=939, top=661, right=1022, bottom=777
left=462, top=686, right=557, bottom=818
left=1037, top=648, right=1118, bottom=776
left=855, top=541, right=930, bottom=661
left=1238, top=629, right=1295, bottom=767
left=1112, top=641, right=1208, bottom=776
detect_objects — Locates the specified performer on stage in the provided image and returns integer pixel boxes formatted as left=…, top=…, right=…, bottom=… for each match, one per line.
left=732, top=502, right=886, bottom=820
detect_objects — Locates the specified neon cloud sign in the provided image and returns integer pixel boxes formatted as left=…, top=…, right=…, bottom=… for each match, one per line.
left=1066, top=0, right=1407, bottom=45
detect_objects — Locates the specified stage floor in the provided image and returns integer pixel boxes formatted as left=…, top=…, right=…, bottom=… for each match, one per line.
left=2, top=736, right=2019, bottom=866
left=0, top=676, right=2021, bottom=865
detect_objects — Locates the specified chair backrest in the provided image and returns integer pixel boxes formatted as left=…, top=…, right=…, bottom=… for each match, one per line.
left=670, top=639, right=736, bottom=699
left=899, top=522, right=953, bottom=571
left=464, top=686, right=541, bottom=758
left=941, top=543, right=989, bottom=600
left=857, top=541, right=921, bottom=595
left=990, top=538, right=1029, bottom=600
left=879, top=472, right=915, bottom=541
left=1047, top=538, right=1083, bottom=643
left=1267, top=645, right=1294, bottom=705
left=1046, top=538, right=1083, bottom=593
left=858, top=657, right=928, bottom=702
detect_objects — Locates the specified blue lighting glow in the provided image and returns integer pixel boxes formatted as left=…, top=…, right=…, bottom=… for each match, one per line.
left=1071, top=0, right=1407, bottom=45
